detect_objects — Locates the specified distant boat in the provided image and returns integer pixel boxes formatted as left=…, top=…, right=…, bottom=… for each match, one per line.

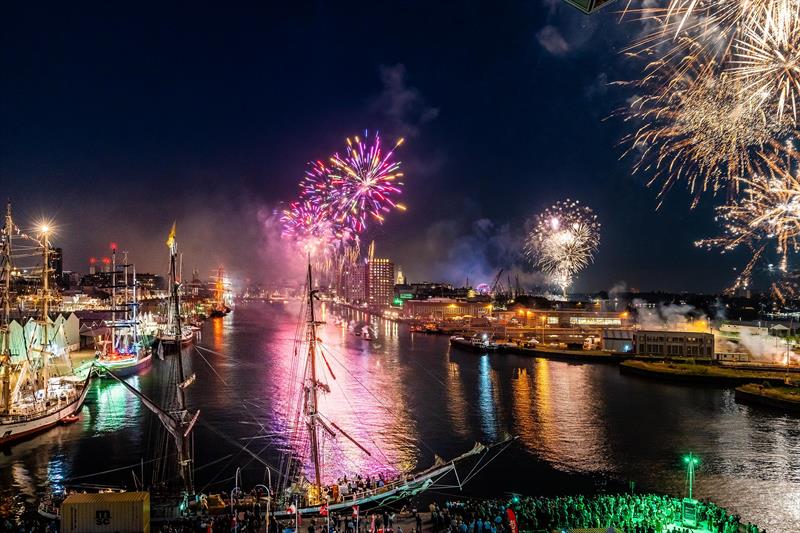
left=208, top=266, right=232, bottom=317
left=156, top=231, right=194, bottom=351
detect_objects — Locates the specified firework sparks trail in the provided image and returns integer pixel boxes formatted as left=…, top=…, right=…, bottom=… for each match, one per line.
left=328, top=132, right=406, bottom=234
left=729, top=0, right=800, bottom=125
left=621, top=45, right=789, bottom=207
left=696, top=146, right=800, bottom=290
left=525, top=200, right=600, bottom=295
left=618, top=0, right=776, bottom=69
left=280, top=132, right=405, bottom=276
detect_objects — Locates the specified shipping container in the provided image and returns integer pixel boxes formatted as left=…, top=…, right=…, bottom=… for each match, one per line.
left=61, top=492, right=150, bottom=533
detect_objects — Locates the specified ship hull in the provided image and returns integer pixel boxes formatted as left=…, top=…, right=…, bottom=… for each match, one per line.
left=0, top=377, right=91, bottom=445
left=273, top=463, right=455, bottom=519
left=96, top=352, right=153, bottom=378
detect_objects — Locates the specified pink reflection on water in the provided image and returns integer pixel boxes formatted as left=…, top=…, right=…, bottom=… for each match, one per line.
left=265, top=304, right=418, bottom=484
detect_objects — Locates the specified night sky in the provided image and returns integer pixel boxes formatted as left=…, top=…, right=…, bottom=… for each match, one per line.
left=0, top=1, right=747, bottom=292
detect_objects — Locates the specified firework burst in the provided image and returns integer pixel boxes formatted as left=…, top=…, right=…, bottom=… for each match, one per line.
left=328, top=132, right=406, bottom=234
left=280, top=131, right=406, bottom=278
left=729, top=0, right=800, bottom=124
left=696, top=146, right=800, bottom=290
left=280, top=200, right=339, bottom=257
left=622, top=48, right=789, bottom=207
left=525, top=200, right=600, bottom=295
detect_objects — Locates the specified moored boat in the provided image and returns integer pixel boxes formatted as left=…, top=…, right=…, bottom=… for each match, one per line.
left=94, top=246, right=154, bottom=378
left=0, top=203, right=93, bottom=445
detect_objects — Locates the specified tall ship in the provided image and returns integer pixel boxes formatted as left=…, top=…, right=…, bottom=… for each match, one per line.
left=271, top=262, right=514, bottom=517
left=99, top=225, right=199, bottom=518
left=155, top=224, right=194, bottom=349
left=93, top=245, right=153, bottom=378
left=0, top=202, right=91, bottom=444
left=208, top=266, right=232, bottom=318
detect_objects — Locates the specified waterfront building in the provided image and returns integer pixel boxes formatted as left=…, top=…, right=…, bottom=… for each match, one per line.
left=394, top=282, right=473, bottom=301
left=634, top=330, right=714, bottom=358
left=403, top=298, right=492, bottom=320
left=601, top=329, right=634, bottom=353
left=500, top=303, right=632, bottom=328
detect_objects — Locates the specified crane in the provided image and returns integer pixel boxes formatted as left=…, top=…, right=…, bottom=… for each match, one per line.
left=490, top=269, right=504, bottom=296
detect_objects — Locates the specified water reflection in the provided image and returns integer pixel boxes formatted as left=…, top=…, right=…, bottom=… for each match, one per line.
left=1, top=306, right=799, bottom=531
left=526, top=359, right=612, bottom=472
left=477, top=355, right=498, bottom=441
left=270, top=305, right=419, bottom=484
left=444, top=354, right=471, bottom=438
left=88, top=378, right=142, bottom=433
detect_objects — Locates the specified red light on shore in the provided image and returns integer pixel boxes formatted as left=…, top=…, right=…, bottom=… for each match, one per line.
left=89, top=257, right=97, bottom=264
left=110, top=242, right=117, bottom=251
left=102, top=257, right=111, bottom=265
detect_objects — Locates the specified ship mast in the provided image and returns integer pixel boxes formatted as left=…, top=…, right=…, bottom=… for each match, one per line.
left=39, top=224, right=51, bottom=401
left=1, top=202, right=13, bottom=414
left=305, top=262, right=323, bottom=490
left=168, top=224, right=195, bottom=494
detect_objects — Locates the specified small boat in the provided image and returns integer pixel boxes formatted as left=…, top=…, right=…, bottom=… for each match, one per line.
left=60, top=414, right=80, bottom=425
left=38, top=493, right=66, bottom=520
left=360, top=325, right=376, bottom=341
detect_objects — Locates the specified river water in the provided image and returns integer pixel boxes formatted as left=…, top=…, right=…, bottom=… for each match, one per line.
left=1, top=304, right=799, bottom=532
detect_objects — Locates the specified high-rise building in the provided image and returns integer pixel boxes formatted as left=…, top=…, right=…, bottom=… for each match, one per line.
left=49, top=247, right=63, bottom=277
left=343, top=261, right=367, bottom=303
left=367, top=258, right=394, bottom=307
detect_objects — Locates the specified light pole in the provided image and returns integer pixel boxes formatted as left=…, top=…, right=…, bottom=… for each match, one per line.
left=681, top=453, right=700, bottom=528
left=683, top=453, right=699, bottom=499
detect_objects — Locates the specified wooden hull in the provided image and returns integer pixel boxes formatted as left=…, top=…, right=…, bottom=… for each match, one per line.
left=0, top=376, right=91, bottom=445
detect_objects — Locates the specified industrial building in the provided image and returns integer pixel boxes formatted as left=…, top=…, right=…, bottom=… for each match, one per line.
left=634, top=330, right=715, bottom=358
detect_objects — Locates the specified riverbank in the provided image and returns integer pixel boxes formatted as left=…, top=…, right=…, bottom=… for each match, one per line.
left=735, top=383, right=800, bottom=413
left=620, top=360, right=789, bottom=386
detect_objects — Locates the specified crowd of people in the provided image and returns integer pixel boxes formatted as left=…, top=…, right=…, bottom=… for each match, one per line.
left=325, top=473, right=398, bottom=502
left=432, top=493, right=764, bottom=533
left=1, top=492, right=768, bottom=532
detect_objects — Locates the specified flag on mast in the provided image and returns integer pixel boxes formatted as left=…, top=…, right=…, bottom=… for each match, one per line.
left=352, top=506, right=359, bottom=519
left=166, top=221, right=176, bottom=248
left=320, top=503, right=329, bottom=517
